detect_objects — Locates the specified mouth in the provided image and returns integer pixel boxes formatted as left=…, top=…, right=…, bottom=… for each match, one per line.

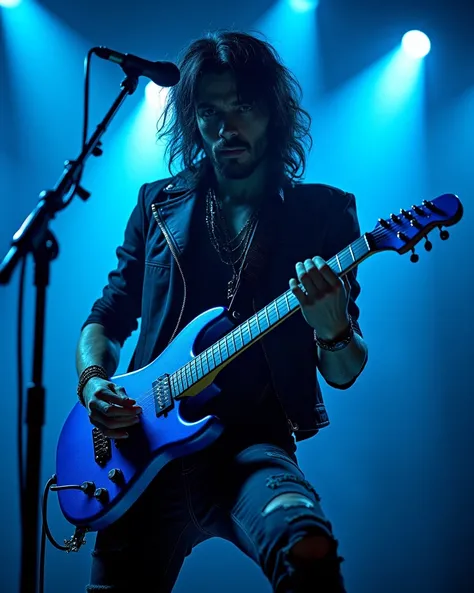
left=218, top=148, right=248, bottom=158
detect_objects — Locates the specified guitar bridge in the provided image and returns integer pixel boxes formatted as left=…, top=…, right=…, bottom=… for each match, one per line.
left=92, top=427, right=112, bottom=467
left=153, top=374, right=174, bottom=417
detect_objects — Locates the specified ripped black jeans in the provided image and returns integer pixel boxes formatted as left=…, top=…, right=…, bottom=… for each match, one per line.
left=87, top=438, right=345, bottom=593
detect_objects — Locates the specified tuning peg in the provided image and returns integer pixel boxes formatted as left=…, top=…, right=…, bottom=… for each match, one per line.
left=397, top=231, right=409, bottom=242
left=424, top=238, right=433, bottom=251
left=439, top=228, right=449, bottom=240
left=410, top=249, right=419, bottom=263
left=400, top=208, right=412, bottom=219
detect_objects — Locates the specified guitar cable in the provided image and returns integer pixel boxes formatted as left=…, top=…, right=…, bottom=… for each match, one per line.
left=17, top=47, right=96, bottom=593
left=39, top=477, right=70, bottom=593
left=40, top=476, right=90, bottom=592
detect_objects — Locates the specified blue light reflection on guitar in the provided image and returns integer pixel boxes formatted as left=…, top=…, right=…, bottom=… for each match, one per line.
left=54, top=194, right=463, bottom=531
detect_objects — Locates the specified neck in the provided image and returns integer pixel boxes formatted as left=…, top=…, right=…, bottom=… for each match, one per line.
left=214, top=160, right=277, bottom=206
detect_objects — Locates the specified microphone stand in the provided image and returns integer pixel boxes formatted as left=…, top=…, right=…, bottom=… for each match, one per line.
left=0, top=72, right=140, bottom=593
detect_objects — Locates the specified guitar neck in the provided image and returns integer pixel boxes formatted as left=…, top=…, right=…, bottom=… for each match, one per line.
left=171, top=234, right=371, bottom=397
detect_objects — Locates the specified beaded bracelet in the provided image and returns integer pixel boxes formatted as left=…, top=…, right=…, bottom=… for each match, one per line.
left=77, top=365, right=108, bottom=405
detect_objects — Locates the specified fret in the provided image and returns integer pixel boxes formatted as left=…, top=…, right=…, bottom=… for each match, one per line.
left=242, top=321, right=252, bottom=345
left=273, top=300, right=280, bottom=321
left=283, top=291, right=290, bottom=313
left=200, top=352, right=207, bottom=375
left=204, top=351, right=211, bottom=373
left=207, top=348, right=216, bottom=371
left=175, top=369, right=182, bottom=393
left=220, top=337, right=229, bottom=360
left=216, top=340, right=223, bottom=363
left=257, top=310, right=267, bottom=333
left=276, top=296, right=287, bottom=318
left=335, top=252, right=342, bottom=272
left=191, top=358, right=199, bottom=381
left=186, top=364, right=193, bottom=386
left=212, top=343, right=222, bottom=365
left=196, top=354, right=204, bottom=378
left=337, top=249, right=349, bottom=272
left=248, top=318, right=257, bottom=340
left=230, top=329, right=237, bottom=354
left=174, top=374, right=180, bottom=397
left=254, top=313, right=261, bottom=335
left=186, top=360, right=193, bottom=383
left=188, top=360, right=197, bottom=383
left=348, top=243, right=355, bottom=262
left=226, top=334, right=235, bottom=357
left=222, top=337, right=229, bottom=360
left=341, top=248, right=351, bottom=269
left=264, top=305, right=270, bottom=329
left=288, top=292, right=297, bottom=310
left=363, top=234, right=370, bottom=252
left=171, top=375, right=178, bottom=398
left=178, top=368, right=187, bottom=391
left=236, top=325, right=244, bottom=350
left=184, top=365, right=192, bottom=388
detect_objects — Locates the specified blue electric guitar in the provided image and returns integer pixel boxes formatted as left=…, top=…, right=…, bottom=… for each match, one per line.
left=54, top=194, right=463, bottom=531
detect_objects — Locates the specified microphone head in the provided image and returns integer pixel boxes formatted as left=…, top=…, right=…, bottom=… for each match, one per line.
left=150, top=61, right=180, bottom=87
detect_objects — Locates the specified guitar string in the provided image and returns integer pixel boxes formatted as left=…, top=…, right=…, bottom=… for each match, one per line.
left=106, top=223, right=432, bottom=415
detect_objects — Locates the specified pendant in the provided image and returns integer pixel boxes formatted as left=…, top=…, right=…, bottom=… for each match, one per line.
left=227, top=277, right=235, bottom=300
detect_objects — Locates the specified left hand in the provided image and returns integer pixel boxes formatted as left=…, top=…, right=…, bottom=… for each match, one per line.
left=289, top=256, right=351, bottom=340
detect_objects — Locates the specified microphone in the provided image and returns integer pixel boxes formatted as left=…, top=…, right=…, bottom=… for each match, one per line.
left=94, top=46, right=180, bottom=87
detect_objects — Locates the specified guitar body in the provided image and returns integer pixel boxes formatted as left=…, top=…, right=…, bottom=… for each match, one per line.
left=55, top=307, right=232, bottom=530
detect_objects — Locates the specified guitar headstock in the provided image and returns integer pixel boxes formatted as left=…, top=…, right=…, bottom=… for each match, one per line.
left=368, top=193, right=463, bottom=262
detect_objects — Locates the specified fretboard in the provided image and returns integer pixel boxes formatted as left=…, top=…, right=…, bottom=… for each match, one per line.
left=169, top=234, right=371, bottom=397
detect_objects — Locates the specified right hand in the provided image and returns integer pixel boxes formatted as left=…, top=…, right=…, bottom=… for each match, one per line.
left=82, top=377, right=142, bottom=439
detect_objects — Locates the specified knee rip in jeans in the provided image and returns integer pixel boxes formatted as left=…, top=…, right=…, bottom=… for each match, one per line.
left=265, top=473, right=321, bottom=502
left=262, top=492, right=316, bottom=517
left=262, top=493, right=335, bottom=555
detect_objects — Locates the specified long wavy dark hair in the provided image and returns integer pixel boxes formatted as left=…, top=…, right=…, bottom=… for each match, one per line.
left=157, top=30, right=312, bottom=181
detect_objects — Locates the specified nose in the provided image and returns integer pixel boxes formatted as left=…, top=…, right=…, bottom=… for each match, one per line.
left=218, top=115, right=239, bottom=142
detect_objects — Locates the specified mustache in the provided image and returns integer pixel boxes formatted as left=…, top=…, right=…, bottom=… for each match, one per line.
left=215, top=140, right=249, bottom=151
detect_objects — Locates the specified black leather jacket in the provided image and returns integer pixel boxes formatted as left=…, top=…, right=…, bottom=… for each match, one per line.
left=83, top=165, right=365, bottom=442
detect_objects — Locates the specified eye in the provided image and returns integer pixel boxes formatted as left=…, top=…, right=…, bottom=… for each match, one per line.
left=238, top=104, right=253, bottom=113
left=200, top=108, right=216, bottom=118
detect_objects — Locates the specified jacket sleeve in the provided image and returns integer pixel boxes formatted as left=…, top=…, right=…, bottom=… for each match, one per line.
left=320, top=191, right=368, bottom=389
left=81, top=183, right=148, bottom=347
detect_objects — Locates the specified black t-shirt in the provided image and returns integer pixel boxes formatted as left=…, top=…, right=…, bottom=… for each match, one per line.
left=179, top=192, right=296, bottom=453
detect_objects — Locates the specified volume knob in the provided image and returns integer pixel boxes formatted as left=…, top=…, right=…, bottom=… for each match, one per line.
left=94, top=487, right=109, bottom=504
left=108, top=468, right=125, bottom=484
left=80, top=481, right=96, bottom=496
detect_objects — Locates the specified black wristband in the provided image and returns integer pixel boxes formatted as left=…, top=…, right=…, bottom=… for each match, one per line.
left=314, top=317, right=354, bottom=352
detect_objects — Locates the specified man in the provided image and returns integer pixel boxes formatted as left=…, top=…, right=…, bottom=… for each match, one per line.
left=77, top=30, right=368, bottom=593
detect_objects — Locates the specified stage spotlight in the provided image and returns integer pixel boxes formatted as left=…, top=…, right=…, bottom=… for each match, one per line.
left=0, top=0, right=22, bottom=7
left=401, top=30, right=431, bottom=58
left=289, top=0, right=319, bottom=12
